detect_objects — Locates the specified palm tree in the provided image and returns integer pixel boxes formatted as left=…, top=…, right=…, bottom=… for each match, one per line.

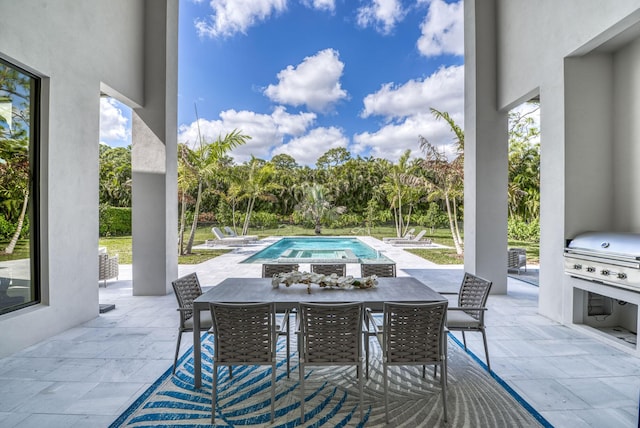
left=179, top=129, right=250, bottom=254
left=236, top=157, right=280, bottom=235
left=0, top=139, right=30, bottom=254
left=381, top=150, right=416, bottom=238
left=416, top=108, right=465, bottom=255
left=296, top=183, right=345, bottom=235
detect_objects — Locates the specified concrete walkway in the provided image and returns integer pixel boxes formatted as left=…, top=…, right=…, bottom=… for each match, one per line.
left=0, top=237, right=638, bottom=427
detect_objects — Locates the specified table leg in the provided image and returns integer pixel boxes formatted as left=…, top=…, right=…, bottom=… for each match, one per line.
left=193, top=307, right=201, bottom=389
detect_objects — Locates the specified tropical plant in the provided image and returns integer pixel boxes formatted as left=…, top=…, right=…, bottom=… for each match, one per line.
left=295, top=183, right=345, bottom=235
left=234, top=156, right=280, bottom=236
left=415, top=108, right=465, bottom=255
left=380, top=150, right=418, bottom=238
left=178, top=129, right=249, bottom=254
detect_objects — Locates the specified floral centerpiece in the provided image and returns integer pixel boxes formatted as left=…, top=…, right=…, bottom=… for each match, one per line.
left=271, top=270, right=378, bottom=294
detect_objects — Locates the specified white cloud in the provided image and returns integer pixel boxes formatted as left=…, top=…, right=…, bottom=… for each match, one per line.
left=417, top=0, right=463, bottom=57
left=195, top=0, right=287, bottom=38
left=353, top=64, right=464, bottom=162
left=353, top=110, right=462, bottom=161
left=177, top=106, right=316, bottom=163
left=99, top=98, right=129, bottom=144
left=361, top=65, right=463, bottom=120
left=301, top=0, right=335, bottom=12
left=273, top=126, right=348, bottom=166
left=356, top=0, right=405, bottom=35
left=263, top=48, right=348, bottom=113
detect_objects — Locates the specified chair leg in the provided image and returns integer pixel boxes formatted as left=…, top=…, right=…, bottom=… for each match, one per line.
left=441, top=335, right=448, bottom=423
left=270, top=363, right=276, bottom=422
left=441, top=361, right=448, bottom=423
left=300, top=363, right=305, bottom=423
left=358, top=363, right=364, bottom=422
left=173, top=332, right=182, bottom=375
left=286, top=317, right=291, bottom=378
left=384, top=363, right=389, bottom=423
left=212, top=364, right=218, bottom=423
left=461, top=330, right=467, bottom=350
left=481, top=329, right=491, bottom=371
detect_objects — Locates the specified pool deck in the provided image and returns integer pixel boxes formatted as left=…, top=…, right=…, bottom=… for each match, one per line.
left=0, top=236, right=638, bottom=427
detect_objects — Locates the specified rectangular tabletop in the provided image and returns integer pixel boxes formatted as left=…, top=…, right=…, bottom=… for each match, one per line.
left=191, top=276, right=445, bottom=388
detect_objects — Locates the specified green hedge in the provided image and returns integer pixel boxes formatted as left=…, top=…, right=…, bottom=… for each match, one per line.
left=99, top=205, right=131, bottom=236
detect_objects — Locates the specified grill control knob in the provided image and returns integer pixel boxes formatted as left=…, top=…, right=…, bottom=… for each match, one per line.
left=573, top=264, right=582, bottom=270
left=586, top=267, right=596, bottom=273
left=600, top=269, right=610, bottom=276
left=617, top=273, right=627, bottom=280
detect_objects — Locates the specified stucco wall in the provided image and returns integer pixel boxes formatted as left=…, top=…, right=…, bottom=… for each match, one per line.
left=486, top=0, right=640, bottom=322
left=613, top=37, right=640, bottom=231
left=0, top=1, right=177, bottom=357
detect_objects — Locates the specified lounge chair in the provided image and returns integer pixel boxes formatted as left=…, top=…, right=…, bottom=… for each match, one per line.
left=208, top=227, right=251, bottom=246
left=390, top=230, right=433, bottom=246
left=223, top=226, right=258, bottom=241
left=382, top=228, right=415, bottom=242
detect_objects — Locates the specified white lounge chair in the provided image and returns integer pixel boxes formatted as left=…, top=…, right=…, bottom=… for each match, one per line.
left=382, top=228, right=415, bottom=242
left=223, top=226, right=258, bottom=241
left=390, top=230, right=433, bottom=246
left=209, top=227, right=251, bottom=246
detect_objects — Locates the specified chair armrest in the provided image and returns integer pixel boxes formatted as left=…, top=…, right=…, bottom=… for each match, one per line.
left=448, top=306, right=488, bottom=311
left=439, top=291, right=459, bottom=295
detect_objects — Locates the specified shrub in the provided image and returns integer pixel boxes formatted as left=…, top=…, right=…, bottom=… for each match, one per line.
left=0, top=216, right=14, bottom=240
left=99, top=205, right=132, bottom=236
left=507, top=217, right=540, bottom=241
left=250, top=211, right=279, bottom=229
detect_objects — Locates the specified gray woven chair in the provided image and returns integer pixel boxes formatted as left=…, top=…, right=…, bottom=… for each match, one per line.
left=261, top=263, right=299, bottom=278
left=298, top=302, right=364, bottom=424
left=209, top=302, right=279, bottom=424
left=446, top=272, right=493, bottom=370
left=310, top=263, right=346, bottom=276
left=361, top=262, right=396, bottom=278
left=369, top=301, right=449, bottom=423
left=171, top=273, right=213, bottom=375
left=98, top=252, right=119, bottom=287
left=507, top=248, right=527, bottom=273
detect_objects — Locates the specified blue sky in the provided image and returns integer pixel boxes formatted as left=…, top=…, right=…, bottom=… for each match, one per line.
left=100, top=0, right=465, bottom=165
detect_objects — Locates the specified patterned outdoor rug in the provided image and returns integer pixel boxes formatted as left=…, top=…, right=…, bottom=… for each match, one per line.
left=111, top=334, right=550, bottom=427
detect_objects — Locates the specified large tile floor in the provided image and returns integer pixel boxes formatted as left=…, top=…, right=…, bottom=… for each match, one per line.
left=0, top=236, right=639, bottom=427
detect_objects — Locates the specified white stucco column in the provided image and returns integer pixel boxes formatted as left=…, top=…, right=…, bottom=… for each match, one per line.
left=131, top=1, right=178, bottom=296
left=464, top=0, right=509, bottom=293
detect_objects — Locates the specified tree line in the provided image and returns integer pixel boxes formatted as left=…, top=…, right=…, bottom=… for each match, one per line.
left=94, top=106, right=540, bottom=256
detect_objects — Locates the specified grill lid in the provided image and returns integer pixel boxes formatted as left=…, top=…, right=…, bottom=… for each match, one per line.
left=566, top=232, right=640, bottom=259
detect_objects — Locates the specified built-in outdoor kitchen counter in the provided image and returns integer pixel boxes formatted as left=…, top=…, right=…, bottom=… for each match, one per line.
left=564, top=232, right=640, bottom=355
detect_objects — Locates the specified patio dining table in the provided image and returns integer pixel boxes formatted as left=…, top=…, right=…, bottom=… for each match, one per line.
left=192, top=276, right=446, bottom=388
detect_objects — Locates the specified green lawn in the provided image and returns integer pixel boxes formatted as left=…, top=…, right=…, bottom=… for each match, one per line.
left=2, top=225, right=540, bottom=266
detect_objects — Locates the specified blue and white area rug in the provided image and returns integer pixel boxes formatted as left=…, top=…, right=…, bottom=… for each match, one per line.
left=111, top=335, right=551, bottom=427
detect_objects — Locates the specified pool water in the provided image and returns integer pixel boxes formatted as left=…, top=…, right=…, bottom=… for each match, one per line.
left=241, top=237, right=392, bottom=264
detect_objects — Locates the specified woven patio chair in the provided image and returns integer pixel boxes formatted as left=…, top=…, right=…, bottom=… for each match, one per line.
left=209, top=302, right=279, bottom=424
left=98, top=252, right=119, bottom=287
left=361, top=262, right=396, bottom=278
left=507, top=248, right=527, bottom=274
left=171, top=273, right=213, bottom=375
left=310, top=263, right=346, bottom=276
left=368, top=301, right=449, bottom=423
left=298, top=302, right=365, bottom=423
left=446, top=272, right=493, bottom=370
left=261, top=263, right=299, bottom=278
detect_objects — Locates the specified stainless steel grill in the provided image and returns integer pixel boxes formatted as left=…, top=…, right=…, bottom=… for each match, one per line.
left=564, top=232, right=640, bottom=292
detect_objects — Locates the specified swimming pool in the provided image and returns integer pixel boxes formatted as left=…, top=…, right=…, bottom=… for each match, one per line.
left=241, top=237, right=393, bottom=264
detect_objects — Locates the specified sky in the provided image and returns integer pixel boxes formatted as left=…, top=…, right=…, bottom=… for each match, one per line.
left=100, top=0, right=467, bottom=166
